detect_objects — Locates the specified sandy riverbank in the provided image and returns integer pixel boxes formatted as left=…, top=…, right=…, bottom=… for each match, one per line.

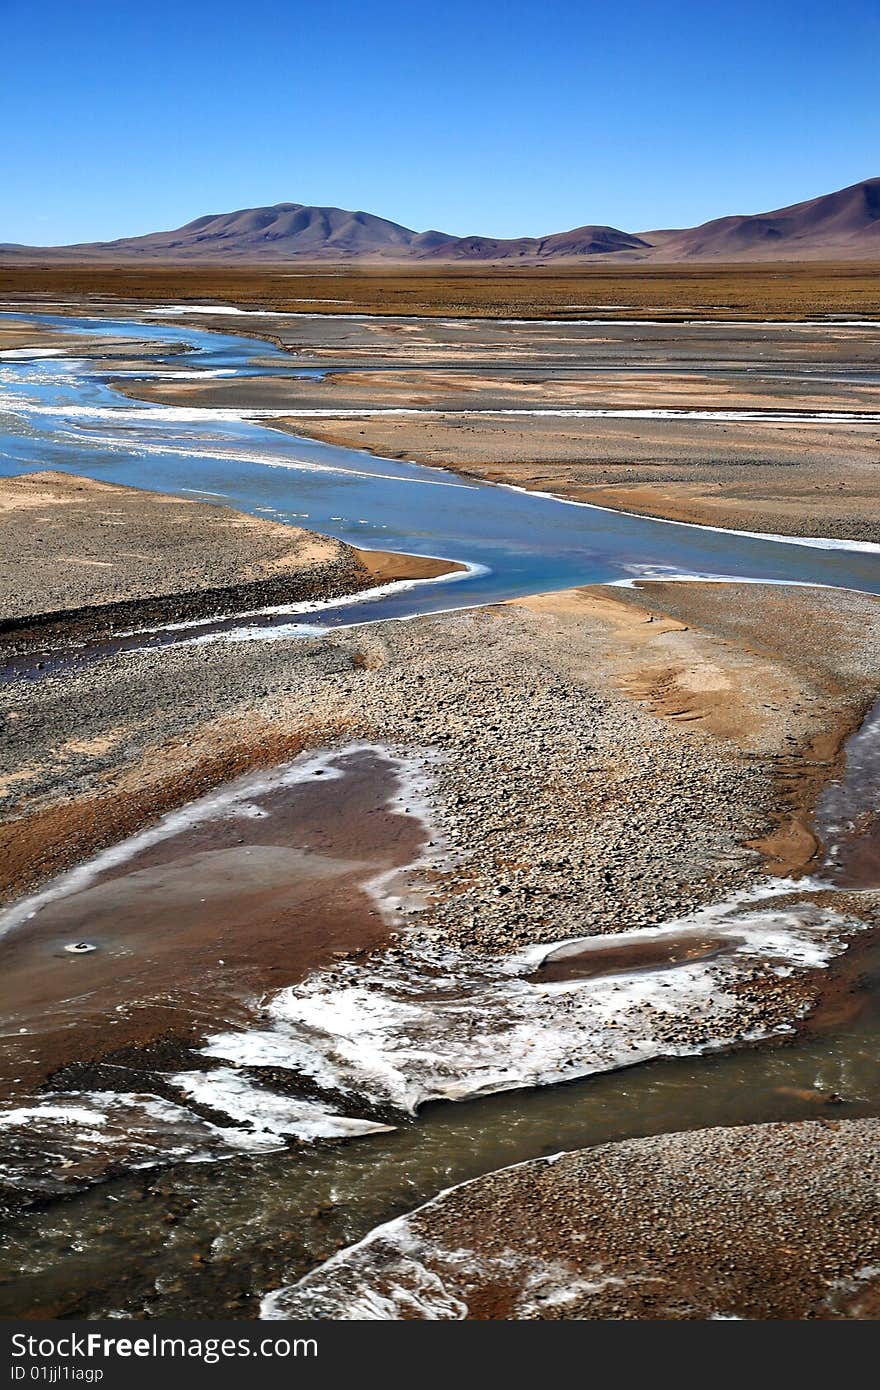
left=264, top=1117, right=880, bottom=1319
left=279, top=414, right=880, bottom=545
left=60, top=297, right=880, bottom=545
left=10, top=297, right=876, bottom=574
left=0, top=471, right=458, bottom=647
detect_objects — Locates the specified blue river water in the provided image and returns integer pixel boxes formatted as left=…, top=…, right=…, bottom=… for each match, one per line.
left=1, top=312, right=879, bottom=641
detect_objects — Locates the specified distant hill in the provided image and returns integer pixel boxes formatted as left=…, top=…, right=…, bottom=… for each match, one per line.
left=643, top=177, right=880, bottom=261
left=0, top=204, right=452, bottom=262
left=3, top=178, right=878, bottom=263
left=423, top=225, right=650, bottom=260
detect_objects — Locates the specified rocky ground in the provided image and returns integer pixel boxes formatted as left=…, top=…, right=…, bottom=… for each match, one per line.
left=265, top=1118, right=880, bottom=1320
left=4, top=576, right=878, bottom=955
left=0, top=470, right=358, bottom=619
left=3, top=573, right=879, bottom=1230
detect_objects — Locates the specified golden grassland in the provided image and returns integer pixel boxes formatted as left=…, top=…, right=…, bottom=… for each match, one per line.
left=2, top=261, right=880, bottom=319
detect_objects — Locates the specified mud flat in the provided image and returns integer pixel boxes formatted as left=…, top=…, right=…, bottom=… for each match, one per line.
left=264, top=1118, right=880, bottom=1320
left=0, top=744, right=432, bottom=1100
left=0, top=471, right=453, bottom=649
left=5, top=578, right=879, bottom=918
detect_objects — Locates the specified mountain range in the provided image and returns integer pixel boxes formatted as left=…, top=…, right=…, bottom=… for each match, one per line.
left=3, top=178, right=878, bottom=263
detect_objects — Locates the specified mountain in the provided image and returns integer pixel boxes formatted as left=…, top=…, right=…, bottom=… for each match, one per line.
left=2, top=204, right=453, bottom=262
left=0, top=204, right=648, bottom=262
left=2, top=179, right=878, bottom=263
left=422, top=225, right=650, bottom=260
left=643, top=177, right=880, bottom=261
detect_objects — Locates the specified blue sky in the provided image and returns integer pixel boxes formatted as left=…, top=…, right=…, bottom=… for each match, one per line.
left=2, top=0, right=878, bottom=244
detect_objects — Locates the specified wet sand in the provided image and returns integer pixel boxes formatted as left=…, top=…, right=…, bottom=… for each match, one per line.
left=530, top=931, right=744, bottom=983
left=0, top=748, right=427, bottom=1098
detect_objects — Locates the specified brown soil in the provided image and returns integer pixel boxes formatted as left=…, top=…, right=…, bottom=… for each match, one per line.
left=352, top=547, right=465, bottom=582
left=0, top=720, right=329, bottom=905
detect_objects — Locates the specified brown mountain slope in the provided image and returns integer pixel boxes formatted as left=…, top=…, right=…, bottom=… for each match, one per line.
left=644, top=177, right=880, bottom=261
left=2, top=179, right=878, bottom=262
left=423, top=225, right=650, bottom=259
left=32, top=203, right=453, bottom=261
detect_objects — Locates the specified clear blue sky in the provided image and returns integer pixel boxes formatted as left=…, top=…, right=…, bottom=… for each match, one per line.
left=3, top=0, right=878, bottom=244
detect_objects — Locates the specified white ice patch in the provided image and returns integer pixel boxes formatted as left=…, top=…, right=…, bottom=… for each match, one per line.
left=172, top=1068, right=393, bottom=1141
left=10, top=398, right=880, bottom=429
left=102, top=368, right=237, bottom=380
left=611, top=570, right=846, bottom=592
left=266, top=406, right=880, bottom=428
left=497, top=485, right=880, bottom=555
left=203, top=882, right=858, bottom=1119
left=115, top=560, right=486, bottom=647
left=140, top=308, right=880, bottom=330
left=0, top=1090, right=284, bottom=1194
left=0, top=347, right=67, bottom=360
left=261, top=1212, right=469, bottom=1319
left=821, top=1264, right=880, bottom=1315
left=142, top=305, right=300, bottom=318
left=0, top=743, right=448, bottom=1188
left=145, top=571, right=488, bottom=650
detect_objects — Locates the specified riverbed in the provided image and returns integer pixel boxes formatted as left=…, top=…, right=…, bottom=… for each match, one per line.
left=0, top=307, right=878, bottom=1318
